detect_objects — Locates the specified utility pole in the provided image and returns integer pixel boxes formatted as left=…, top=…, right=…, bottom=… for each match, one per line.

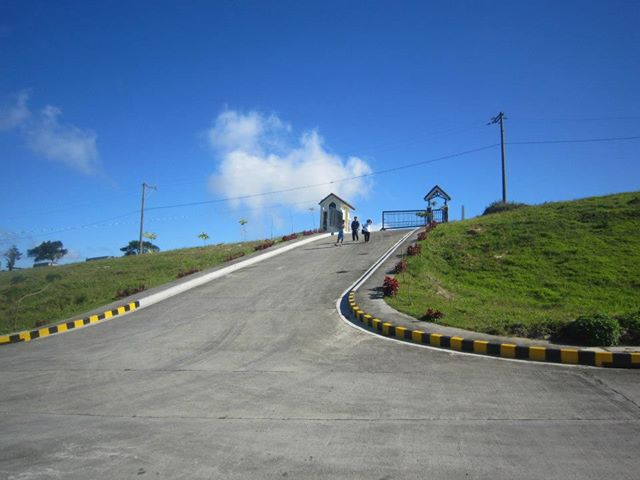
left=489, top=112, right=507, bottom=203
left=138, top=182, right=157, bottom=255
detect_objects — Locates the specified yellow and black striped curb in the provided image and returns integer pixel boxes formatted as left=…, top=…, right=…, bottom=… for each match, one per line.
left=0, top=301, right=140, bottom=346
left=347, top=291, right=640, bottom=369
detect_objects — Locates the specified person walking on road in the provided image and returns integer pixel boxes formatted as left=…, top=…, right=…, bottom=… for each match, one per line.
left=351, top=217, right=360, bottom=241
left=335, top=219, right=345, bottom=246
left=362, top=219, right=373, bottom=242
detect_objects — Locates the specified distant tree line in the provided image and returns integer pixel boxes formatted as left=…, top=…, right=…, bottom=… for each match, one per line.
left=3, top=241, right=69, bottom=270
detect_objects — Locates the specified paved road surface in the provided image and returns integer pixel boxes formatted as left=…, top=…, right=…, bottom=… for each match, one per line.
left=1, top=231, right=639, bottom=479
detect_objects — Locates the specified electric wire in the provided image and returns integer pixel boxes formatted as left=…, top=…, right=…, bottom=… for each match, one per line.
left=508, top=135, right=640, bottom=145
left=3, top=133, right=639, bottom=245
left=145, top=144, right=501, bottom=212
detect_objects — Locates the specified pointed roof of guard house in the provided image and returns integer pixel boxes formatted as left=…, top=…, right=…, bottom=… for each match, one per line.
left=318, top=193, right=356, bottom=210
left=424, top=185, right=451, bottom=202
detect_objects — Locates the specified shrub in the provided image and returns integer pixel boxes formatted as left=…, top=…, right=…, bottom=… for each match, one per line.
left=302, top=229, right=319, bottom=236
left=560, top=313, right=621, bottom=346
left=177, top=268, right=201, bottom=279
left=482, top=201, right=527, bottom=216
left=382, top=276, right=399, bottom=297
left=225, top=252, right=245, bottom=262
left=282, top=234, right=298, bottom=242
left=407, top=244, right=421, bottom=256
left=416, top=222, right=437, bottom=241
left=421, top=308, right=444, bottom=322
left=394, top=259, right=408, bottom=274
left=616, top=310, right=640, bottom=345
left=526, top=318, right=566, bottom=339
left=253, top=240, right=275, bottom=251
left=115, top=284, right=146, bottom=300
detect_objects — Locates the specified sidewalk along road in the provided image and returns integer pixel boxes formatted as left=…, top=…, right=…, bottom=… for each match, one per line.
left=1, top=230, right=639, bottom=479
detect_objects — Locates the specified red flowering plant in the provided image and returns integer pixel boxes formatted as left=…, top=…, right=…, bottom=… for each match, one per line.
left=407, top=244, right=421, bottom=256
left=394, top=259, right=408, bottom=273
left=225, top=252, right=245, bottom=262
left=421, top=308, right=444, bottom=322
left=382, top=276, right=400, bottom=297
left=115, top=284, right=146, bottom=300
left=254, top=240, right=275, bottom=251
left=176, top=268, right=201, bottom=279
left=282, top=234, right=298, bottom=242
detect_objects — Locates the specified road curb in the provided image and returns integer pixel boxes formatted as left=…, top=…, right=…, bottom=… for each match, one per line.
left=337, top=231, right=640, bottom=370
left=0, top=301, right=140, bottom=345
left=1, top=233, right=332, bottom=346
left=346, top=292, right=640, bottom=368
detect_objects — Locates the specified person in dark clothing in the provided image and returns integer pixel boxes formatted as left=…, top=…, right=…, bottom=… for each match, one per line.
left=351, top=217, right=360, bottom=241
left=334, top=219, right=345, bottom=246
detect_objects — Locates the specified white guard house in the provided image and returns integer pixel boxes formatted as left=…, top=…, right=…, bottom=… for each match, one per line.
left=318, top=193, right=355, bottom=233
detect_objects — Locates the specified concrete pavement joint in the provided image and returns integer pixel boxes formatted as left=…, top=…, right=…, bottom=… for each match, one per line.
left=3, top=410, right=637, bottom=423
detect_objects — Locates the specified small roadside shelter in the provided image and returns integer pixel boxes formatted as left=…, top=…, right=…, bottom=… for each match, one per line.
left=424, top=185, right=451, bottom=223
left=318, top=193, right=355, bottom=233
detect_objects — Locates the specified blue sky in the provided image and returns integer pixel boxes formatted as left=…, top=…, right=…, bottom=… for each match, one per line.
left=1, top=0, right=639, bottom=267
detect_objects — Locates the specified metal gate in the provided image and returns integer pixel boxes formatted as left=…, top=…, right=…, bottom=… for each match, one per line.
left=381, top=208, right=447, bottom=230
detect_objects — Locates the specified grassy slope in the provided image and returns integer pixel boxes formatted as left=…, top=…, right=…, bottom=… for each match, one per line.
left=0, top=240, right=276, bottom=334
left=386, top=192, right=640, bottom=339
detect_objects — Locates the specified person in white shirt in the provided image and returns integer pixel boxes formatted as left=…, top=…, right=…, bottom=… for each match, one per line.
left=362, top=219, right=373, bottom=242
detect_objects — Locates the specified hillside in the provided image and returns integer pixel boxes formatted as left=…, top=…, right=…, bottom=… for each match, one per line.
left=0, top=236, right=309, bottom=335
left=386, top=192, right=640, bottom=341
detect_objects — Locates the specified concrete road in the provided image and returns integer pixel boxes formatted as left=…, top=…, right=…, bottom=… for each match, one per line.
left=1, top=231, right=639, bottom=479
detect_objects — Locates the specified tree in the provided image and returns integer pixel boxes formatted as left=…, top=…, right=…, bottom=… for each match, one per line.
left=143, top=231, right=158, bottom=241
left=197, top=232, right=210, bottom=246
left=239, top=218, right=248, bottom=241
left=120, top=240, right=160, bottom=256
left=3, top=245, right=22, bottom=271
left=27, top=241, right=67, bottom=265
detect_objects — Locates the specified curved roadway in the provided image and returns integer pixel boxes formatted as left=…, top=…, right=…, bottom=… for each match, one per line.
left=1, top=231, right=639, bottom=479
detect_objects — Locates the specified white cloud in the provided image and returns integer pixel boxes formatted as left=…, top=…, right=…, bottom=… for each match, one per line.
left=207, top=110, right=372, bottom=210
left=0, top=91, right=100, bottom=175
left=26, top=105, right=99, bottom=174
left=0, top=90, right=30, bottom=130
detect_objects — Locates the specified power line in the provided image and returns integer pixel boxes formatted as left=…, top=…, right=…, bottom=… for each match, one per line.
left=3, top=132, right=639, bottom=245
left=132, top=134, right=640, bottom=214
left=513, top=115, right=640, bottom=123
left=0, top=211, right=140, bottom=245
left=507, top=135, right=640, bottom=145
left=0, top=200, right=330, bottom=245
left=145, top=144, right=501, bottom=212
left=0, top=143, right=499, bottom=243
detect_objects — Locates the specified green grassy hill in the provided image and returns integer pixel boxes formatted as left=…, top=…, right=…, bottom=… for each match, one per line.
left=0, top=238, right=295, bottom=334
left=386, top=192, right=640, bottom=341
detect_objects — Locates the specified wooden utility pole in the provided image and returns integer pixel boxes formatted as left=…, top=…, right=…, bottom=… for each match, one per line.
left=138, top=182, right=157, bottom=255
left=489, top=112, right=507, bottom=203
